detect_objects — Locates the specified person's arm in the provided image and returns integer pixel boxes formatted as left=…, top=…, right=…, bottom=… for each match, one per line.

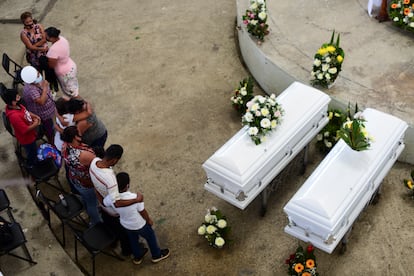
left=113, top=193, right=144, bottom=207
left=139, top=208, right=153, bottom=226
left=77, top=119, right=92, bottom=136
left=33, top=24, right=47, bottom=46
left=47, top=57, right=58, bottom=69
left=54, top=121, right=64, bottom=133
left=20, top=31, right=47, bottom=52
left=79, top=149, right=96, bottom=166
left=33, top=80, right=50, bottom=105
left=28, top=111, right=41, bottom=122
left=72, top=102, right=93, bottom=122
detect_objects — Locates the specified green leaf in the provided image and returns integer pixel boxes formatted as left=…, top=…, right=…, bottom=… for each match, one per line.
left=330, top=30, right=335, bottom=44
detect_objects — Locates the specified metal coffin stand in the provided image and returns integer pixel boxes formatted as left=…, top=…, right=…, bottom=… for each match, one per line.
left=203, top=82, right=330, bottom=211
left=283, top=108, right=408, bottom=254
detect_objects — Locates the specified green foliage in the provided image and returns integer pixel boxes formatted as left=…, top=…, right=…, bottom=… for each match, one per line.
left=337, top=103, right=372, bottom=151
left=316, top=109, right=347, bottom=154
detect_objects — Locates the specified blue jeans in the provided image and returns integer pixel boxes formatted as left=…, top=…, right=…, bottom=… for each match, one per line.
left=22, top=141, right=38, bottom=166
left=127, top=223, right=161, bottom=259
left=71, top=179, right=102, bottom=225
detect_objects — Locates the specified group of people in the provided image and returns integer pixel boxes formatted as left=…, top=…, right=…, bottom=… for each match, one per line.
left=0, top=11, right=170, bottom=266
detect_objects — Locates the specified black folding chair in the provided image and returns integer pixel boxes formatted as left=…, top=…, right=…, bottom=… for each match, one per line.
left=0, top=220, right=37, bottom=265
left=2, top=53, right=23, bottom=89
left=68, top=222, right=124, bottom=276
left=36, top=189, right=87, bottom=247
left=0, top=189, right=37, bottom=265
left=26, top=157, right=65, bottom=192
left=0, top=189, right=15, bottom=223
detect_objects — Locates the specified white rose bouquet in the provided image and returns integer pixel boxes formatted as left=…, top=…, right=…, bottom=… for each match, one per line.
left=242, top=94, right=284, bottom=145
left=197, top=207, right=230, bottom=248
left=242, top=0, right=269, bottom=41
left=230, top=77, right=254, bottom=115
left=310, top=30, right=344, bottom=88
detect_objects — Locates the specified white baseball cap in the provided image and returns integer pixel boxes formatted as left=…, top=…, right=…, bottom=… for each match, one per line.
left=20, top=66, right=38, bottom=84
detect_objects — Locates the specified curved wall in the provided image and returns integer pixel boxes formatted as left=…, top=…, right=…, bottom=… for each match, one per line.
left=235, top=0, right=414, bottom=164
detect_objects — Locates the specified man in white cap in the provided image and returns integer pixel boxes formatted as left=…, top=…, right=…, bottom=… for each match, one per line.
left=21, top=65, right=56, bottom=145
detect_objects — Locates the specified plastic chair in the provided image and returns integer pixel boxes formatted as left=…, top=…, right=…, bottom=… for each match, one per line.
left=2, top=53, right=23, bottom=89
left=68, top=222, right=124, bottom=276
left=36, top=189, right=87, bottom=247
left=0, top=219, right=37, bottom=265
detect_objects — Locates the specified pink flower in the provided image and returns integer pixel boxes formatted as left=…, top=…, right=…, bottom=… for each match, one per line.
left=250, top=14, right=255, bottom=19
left=243, top=20, right=248, bottom=24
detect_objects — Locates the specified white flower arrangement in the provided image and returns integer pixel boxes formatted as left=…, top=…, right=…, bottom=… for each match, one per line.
left=242, top=0, right=270, bottom=41
left=310, top=31, right=344, bottom=88
left=242, top=94, right=284, bottom=145
left=197, top=207, right=230, bottom=249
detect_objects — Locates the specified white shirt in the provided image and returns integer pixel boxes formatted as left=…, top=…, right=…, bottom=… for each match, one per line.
left=54, top=113, right=75, bottom=152
left=89, top=157, right=120, bottom=216
left=103, top=191, right=146, bottom=231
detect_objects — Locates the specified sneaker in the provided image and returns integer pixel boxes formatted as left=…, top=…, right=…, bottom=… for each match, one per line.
left=152, top=248, right=170, bottom=263
left=132, top=248, right=149, bottom=265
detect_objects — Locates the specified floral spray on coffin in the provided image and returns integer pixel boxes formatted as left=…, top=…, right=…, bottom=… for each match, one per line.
left=337, top=104, right=374, bottom=152
left=242, top=94, right=284, bottom=145
left=311, top=30, right=345, bottom=89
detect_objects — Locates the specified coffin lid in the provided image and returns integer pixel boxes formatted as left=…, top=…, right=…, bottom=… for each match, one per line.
left=285, top=108, right=408, bottom=227
left=203, top=82, right=330, bottom=187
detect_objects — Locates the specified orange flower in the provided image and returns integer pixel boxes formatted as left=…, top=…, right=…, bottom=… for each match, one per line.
left=302, top=273, right=311, bottom=276
left=404, top=8, right=410, bottom=15
left=294, top=263, right=304, bottom=273
left=412, top=3, right=414, bottom=9
left=391, top=3, right=398, bottom=9
left=404, top=0, right=409, bottom=4
left=306, top=259, right=315, bottom=268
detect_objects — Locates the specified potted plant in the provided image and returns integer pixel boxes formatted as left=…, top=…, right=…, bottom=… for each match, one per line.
left=197, top=207, right=231, bottom=248
left=285, top=244, right=319, bottom=276
left=242, top=0, right=270, bottom=42
left=403, top=170, right=414, bottom=198
left=389, top=0, right=414, bottom=32
left=310, top=30, right=345, bottom=88
left=316, top=109, right=347, bottom=154
left=230, top=77, right=254, bottom=115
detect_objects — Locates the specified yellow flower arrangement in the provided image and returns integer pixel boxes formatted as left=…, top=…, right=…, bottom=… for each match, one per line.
left=310, top=31, right=344, bottom=88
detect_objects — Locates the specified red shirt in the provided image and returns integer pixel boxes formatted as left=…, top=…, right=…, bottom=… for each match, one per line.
left=5, top=104, right=37, bottom=145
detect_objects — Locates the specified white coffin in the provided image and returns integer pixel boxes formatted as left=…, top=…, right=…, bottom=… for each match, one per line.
left=284, top=108, right=408, bottom=253
left=203, top=82, right=331, bottom=209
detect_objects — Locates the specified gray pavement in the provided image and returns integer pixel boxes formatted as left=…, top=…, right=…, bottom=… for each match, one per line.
left=0, top=0, right=414, bottom=275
